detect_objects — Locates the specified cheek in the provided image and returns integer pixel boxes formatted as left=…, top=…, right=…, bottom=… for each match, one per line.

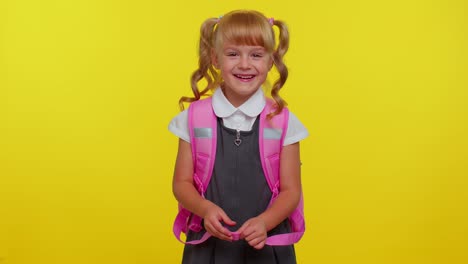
left=220, top=68, right=232, bottom=79
left=258, top=63, right=271, bottom=74
left=258, top=58, right=272, bottom=70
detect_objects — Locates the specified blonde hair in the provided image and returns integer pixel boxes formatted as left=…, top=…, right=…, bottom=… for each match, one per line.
left=179, top=10, right=290, bottom=117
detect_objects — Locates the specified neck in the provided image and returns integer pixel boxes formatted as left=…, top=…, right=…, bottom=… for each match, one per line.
left=221, top=86, right=256, bottom=108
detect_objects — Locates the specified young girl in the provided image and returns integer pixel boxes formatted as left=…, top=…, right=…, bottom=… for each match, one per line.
left=169, top=10, right=308, bottom=264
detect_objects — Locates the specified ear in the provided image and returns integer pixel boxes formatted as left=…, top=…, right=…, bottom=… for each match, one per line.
left=211, top=48, right=219, bottom=69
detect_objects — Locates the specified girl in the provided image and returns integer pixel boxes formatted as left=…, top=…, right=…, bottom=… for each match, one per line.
left=169, top=10, right=308, bottom=264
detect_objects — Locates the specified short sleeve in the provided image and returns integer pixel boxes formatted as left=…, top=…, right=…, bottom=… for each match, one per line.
left=283, top=111, right=309, bottom=146
left=168, top=109, right=190, bottom=143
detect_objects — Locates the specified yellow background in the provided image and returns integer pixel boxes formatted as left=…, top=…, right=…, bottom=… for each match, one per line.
left=1, top=0, right=467, bottom=263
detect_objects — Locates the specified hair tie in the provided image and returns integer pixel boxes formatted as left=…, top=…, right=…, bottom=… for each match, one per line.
left=216, top=15, right=223, bottom=23
left=268, top=17, right=274, bottom=26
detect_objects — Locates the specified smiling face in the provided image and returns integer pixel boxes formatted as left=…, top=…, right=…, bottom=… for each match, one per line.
left=213, top=43, right=273, bottom=107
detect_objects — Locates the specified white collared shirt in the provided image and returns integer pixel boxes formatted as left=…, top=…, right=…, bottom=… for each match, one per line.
left=168, top=88, right=309, bottom=146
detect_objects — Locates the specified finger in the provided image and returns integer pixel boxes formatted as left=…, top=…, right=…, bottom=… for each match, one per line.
left=205, top=223, right=217, bottom=237
left=246, top=231, right=267, bottom=244
left=216, top=231, right=233, bottom=241
left=247, top=234, right=266, bottom=248
left=245, top=231, right=258, bottom=243
left=206, top=224, right=232, bottom=241
left=236, top=225, right=246, bottom=238
left=215, top=222, right=232, bottom=237
left=220, top=211, right=236, bottom=226
left=253, top=240, right=266, bottom=250
left=211, top=220, right=233, bottom=239
left=205, top=221, right=225, bottom=237
left=241, top=226, right=256, bottom=239
left=247, top=236, right=260, bottom=247
left=237, top=221, right=253, bottom=239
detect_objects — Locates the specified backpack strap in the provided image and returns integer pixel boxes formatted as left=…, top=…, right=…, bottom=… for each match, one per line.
left=172, top=97, right=217, bottom=245
left=259, top=100, right=305, bottom=246
left=188, top=98, right=217, bottom=200
left=173, top=98, right=305, bottom=245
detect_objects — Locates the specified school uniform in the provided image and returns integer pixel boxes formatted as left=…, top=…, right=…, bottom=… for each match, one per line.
left=169, top=88, right=308, bottom=264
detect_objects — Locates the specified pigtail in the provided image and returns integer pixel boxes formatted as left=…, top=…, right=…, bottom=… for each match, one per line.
left=269, top=19, right=290, bottom=118
left=178, top=18, right=220, bottom=110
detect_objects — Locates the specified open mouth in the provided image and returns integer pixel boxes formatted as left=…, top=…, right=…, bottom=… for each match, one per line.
left=234, top=74, right=255, bottom=81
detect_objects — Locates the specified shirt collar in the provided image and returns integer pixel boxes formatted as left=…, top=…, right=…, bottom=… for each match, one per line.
left=212, top=88, right=266, bottom=118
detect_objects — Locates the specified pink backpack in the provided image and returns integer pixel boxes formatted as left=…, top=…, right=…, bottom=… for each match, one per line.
left=173, top=97, right=305, bottom=245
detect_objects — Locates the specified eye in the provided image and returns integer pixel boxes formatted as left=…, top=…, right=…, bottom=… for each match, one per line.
left=226, top=52, right=238, bottom=57
left=252, top=53, right=264, bottom=58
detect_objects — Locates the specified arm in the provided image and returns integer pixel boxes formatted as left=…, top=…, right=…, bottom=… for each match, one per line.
left=237, top=142, right=302, bottom=249
left=172, top=139, right=236, bottom=241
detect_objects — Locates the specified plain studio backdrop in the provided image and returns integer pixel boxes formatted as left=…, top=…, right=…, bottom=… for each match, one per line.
left=0, top=0, right=467, bottom=263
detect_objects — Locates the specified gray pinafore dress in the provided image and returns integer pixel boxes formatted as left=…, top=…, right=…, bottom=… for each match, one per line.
left=182, top=117, right=296, bottom=264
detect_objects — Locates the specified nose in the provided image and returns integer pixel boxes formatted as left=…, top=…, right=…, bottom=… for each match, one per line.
left=238, top=55, right=251, bottom=70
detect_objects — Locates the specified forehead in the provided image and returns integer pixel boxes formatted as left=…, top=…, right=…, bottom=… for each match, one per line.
left=222, top=43, right=267, bottom=52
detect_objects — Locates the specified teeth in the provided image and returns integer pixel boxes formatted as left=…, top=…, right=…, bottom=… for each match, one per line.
left=235, top=74, right=254, bottom=79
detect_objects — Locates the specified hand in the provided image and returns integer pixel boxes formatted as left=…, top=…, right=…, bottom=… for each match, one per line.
left=237, top=216, right=267, bottom=249
left=201, top=201, right=236, bottom=241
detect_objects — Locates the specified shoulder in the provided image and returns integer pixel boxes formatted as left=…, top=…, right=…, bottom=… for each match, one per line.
left=188, top=96, right=213, bottom=110
left=168, top=109, right=190, bottom=143
left=284, top=110, right=309, bottom=146
left=186, top=97, right=214, bottom=121
left=264, top=98, right=286, bottom=112
left=168, top=97, right=214, bottom=143
left=260, top=100, right=308, bottom=146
